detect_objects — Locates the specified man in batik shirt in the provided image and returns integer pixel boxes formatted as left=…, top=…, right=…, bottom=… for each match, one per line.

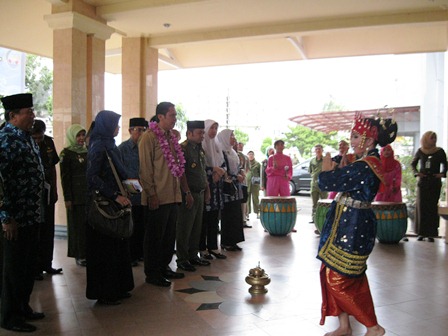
left=0, top=93, right=45, bottom=333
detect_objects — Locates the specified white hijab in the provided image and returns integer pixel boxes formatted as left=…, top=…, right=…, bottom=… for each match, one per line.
left=202, top=119, right=224, bottom=167
left=216, top=128, right=239, bottom=174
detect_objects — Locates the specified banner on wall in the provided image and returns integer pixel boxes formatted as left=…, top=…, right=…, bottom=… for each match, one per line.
left=0, top=47, right=26, bottom=96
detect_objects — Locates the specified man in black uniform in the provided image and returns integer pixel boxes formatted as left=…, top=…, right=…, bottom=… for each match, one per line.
left=30, top=120, right=62, bottom=279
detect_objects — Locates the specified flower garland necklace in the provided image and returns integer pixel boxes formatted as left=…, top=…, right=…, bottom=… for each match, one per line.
left=149, top=121, right=186, bottom=178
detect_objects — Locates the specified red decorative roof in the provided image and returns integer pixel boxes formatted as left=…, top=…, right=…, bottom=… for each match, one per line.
left=289, top=106, right=420, bottom=134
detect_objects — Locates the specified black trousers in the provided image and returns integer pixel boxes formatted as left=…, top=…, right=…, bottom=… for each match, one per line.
left=130, top=205, right=145, bottom=261
left=37, top=203, right=56, bottom=272
left=199, top=209, right=220, bottom=251
left=143, top=203, right=178, bottom=279
left=1, top=225, right=38, bottom=328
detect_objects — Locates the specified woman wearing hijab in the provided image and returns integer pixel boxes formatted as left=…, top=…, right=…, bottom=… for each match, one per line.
left=374, top=144, right=402, bottom=202
left=199, top=120, right=227, bottom=259
left=86, top=110, right=134, bottom=305
left=60, top=124, right=88, bottom=266
left=216, top=129, right=245, bottom=251
left=411, top=131, right=447, bottom=242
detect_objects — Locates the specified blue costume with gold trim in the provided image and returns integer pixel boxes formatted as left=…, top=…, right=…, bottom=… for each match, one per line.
left=317, top=149, right=383, bottom=278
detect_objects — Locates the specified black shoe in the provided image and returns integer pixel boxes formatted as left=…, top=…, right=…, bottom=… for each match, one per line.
left=145, top=276, right=171, bottom=287
left=131, top=260, right=139, bottom=267
left=189, top=257, right=211, bottom=266
left=119, top=292, right=132, bottom=299
left=44, top=267, right=62, bottom=274
left=34, top=273, right=44, bottom=281
left=76, top=259, right=87, bottom=267
left=4, top=322, right=37, bottom=333
left=208, top=250, right=227, bottom=259
left=177, top=262, right=196, bottom=272
left=309, top=220, right=314, bottom=223
left=163, top=269, right=185, bottom=279
left=417, top=236, right=425, bottom=241
left=97, top=298, right=121, bottom=305
left=24, top=311, right=45, bottom=320
left=222, top=245, right=242, bottom=251
left=428, top=237, right=435, bottom=242
left=201, top=253, right=214, bottom=260
left=243, top=224, right=252, bottom=228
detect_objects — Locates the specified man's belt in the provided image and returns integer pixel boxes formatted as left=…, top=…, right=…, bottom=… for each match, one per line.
left=335, top=193, right=371, bottom=209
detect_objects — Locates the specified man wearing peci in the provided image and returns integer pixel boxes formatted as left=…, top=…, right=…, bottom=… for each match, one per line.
left=118, top=117, right=148, bottom=266
left=176, top=120, right=211, bottom=272
left=0, top=93, right=46, bottom=333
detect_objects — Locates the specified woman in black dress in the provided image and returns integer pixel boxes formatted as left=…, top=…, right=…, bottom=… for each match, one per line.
left=411, top=131, right=447, bottom=242
left=216, top=129, right=245, bottom=251
left=60, top=124, right=88, bottom=266
left=86, top=110, right=134, bottom=305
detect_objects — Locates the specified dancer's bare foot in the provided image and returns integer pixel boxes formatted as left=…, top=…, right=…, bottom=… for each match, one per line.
left=365, top=325, right=385, bottom=336
left=324, top=327, right=352, bottom=336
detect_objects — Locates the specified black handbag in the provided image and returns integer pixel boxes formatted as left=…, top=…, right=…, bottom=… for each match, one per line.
left=88, top=152, right=134, bottom=239
left=222, top=175, right=237, bottom=196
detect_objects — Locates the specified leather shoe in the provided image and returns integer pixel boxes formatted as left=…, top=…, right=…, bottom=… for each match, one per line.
left=145, top=276, right=171, bottom=287
left=76, top=259, right=87, bottom=267
left=34, top=273, right=44, bottom=281
left=163, top=269, right=185, bottom=279
left=428, top=237, right=435, bottom=242
left=189, top=257, right=211, bottom=266
left=177, top=262, right=196, bottom=272
left=243, top=224, right=252, bottom=228
left=25, top=312, right=45, bottom=320
left=97, top=298, right=121, bottom=305
left=119, top=292, right=132, bottom=299
left=44, top=267, right=62, bottom=274
left=4, top=322, right=37, bottom=333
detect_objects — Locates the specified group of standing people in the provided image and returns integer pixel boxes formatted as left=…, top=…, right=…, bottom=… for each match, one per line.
left=2, top=92, right=447, bottom=336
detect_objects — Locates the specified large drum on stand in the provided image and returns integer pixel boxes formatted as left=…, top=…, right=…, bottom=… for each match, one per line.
left=373, top=202, right=408, bottom=244
left=260, top=197, right=297, bottom=236
left=315, top=199, right=333, bottom=233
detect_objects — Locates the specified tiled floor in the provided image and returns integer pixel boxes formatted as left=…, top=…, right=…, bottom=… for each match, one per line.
left=8, top=195, right=448, bottom=335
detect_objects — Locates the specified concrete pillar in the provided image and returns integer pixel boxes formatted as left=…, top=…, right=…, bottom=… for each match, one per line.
left=45, top=7, right=114, bottom=226
left=122, top=37, right=158, bottom=130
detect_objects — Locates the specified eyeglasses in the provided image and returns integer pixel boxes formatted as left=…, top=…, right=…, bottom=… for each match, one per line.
left=131, top=127, right=147, bottom=132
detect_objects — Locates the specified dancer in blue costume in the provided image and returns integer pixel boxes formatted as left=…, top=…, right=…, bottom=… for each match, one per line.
left=317, top=114, right=397, bottom=336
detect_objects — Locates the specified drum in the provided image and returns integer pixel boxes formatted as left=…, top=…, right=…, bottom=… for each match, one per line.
left=373, top=202, right=408, bottom=244
left=260, top=197, right=297, bottom=236
left=315, top=199, right=333, bottom=233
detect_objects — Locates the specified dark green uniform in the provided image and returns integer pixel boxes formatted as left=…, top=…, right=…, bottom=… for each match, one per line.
left=176, top=140, right=207, bottom=264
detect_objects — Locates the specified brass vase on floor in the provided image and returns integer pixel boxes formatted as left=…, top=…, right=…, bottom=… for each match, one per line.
left=245, top=263, right=271, bottom=295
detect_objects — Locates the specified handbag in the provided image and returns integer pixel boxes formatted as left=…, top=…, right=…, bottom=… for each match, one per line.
left=251, top=176, right=261, bottom=185
left=222, top=174, right=237, bottom=196
left=88, top=152, right=134, bottom=239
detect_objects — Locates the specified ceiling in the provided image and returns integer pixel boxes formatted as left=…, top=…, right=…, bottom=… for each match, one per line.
left=1, top=0, right=448, bottom=73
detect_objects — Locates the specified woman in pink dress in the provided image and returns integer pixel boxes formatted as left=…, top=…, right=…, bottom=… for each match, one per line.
left=265, top=140, right=293, bottom=196
left=374, top=144, right=402, bottom=202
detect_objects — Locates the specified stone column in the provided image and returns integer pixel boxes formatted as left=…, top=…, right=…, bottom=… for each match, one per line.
left=122, top=37, right=158, bottom=130
left=45, top=9, right=114, bottom=226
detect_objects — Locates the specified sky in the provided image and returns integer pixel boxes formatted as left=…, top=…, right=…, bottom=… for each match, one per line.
left=106, top=53, right=426, bottom=157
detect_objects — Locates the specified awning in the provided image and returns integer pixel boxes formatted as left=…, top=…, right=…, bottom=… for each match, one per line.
left=289, top=106, right=420, bottom=134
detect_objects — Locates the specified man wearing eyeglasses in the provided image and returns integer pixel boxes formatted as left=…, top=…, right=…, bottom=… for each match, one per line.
left=0, top=93, right=45, bottom=333
left=118, top=118, right=148, bottom=267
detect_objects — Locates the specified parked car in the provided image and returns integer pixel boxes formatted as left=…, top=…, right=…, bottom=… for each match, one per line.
left=289, top=159, right=312, bottom=194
